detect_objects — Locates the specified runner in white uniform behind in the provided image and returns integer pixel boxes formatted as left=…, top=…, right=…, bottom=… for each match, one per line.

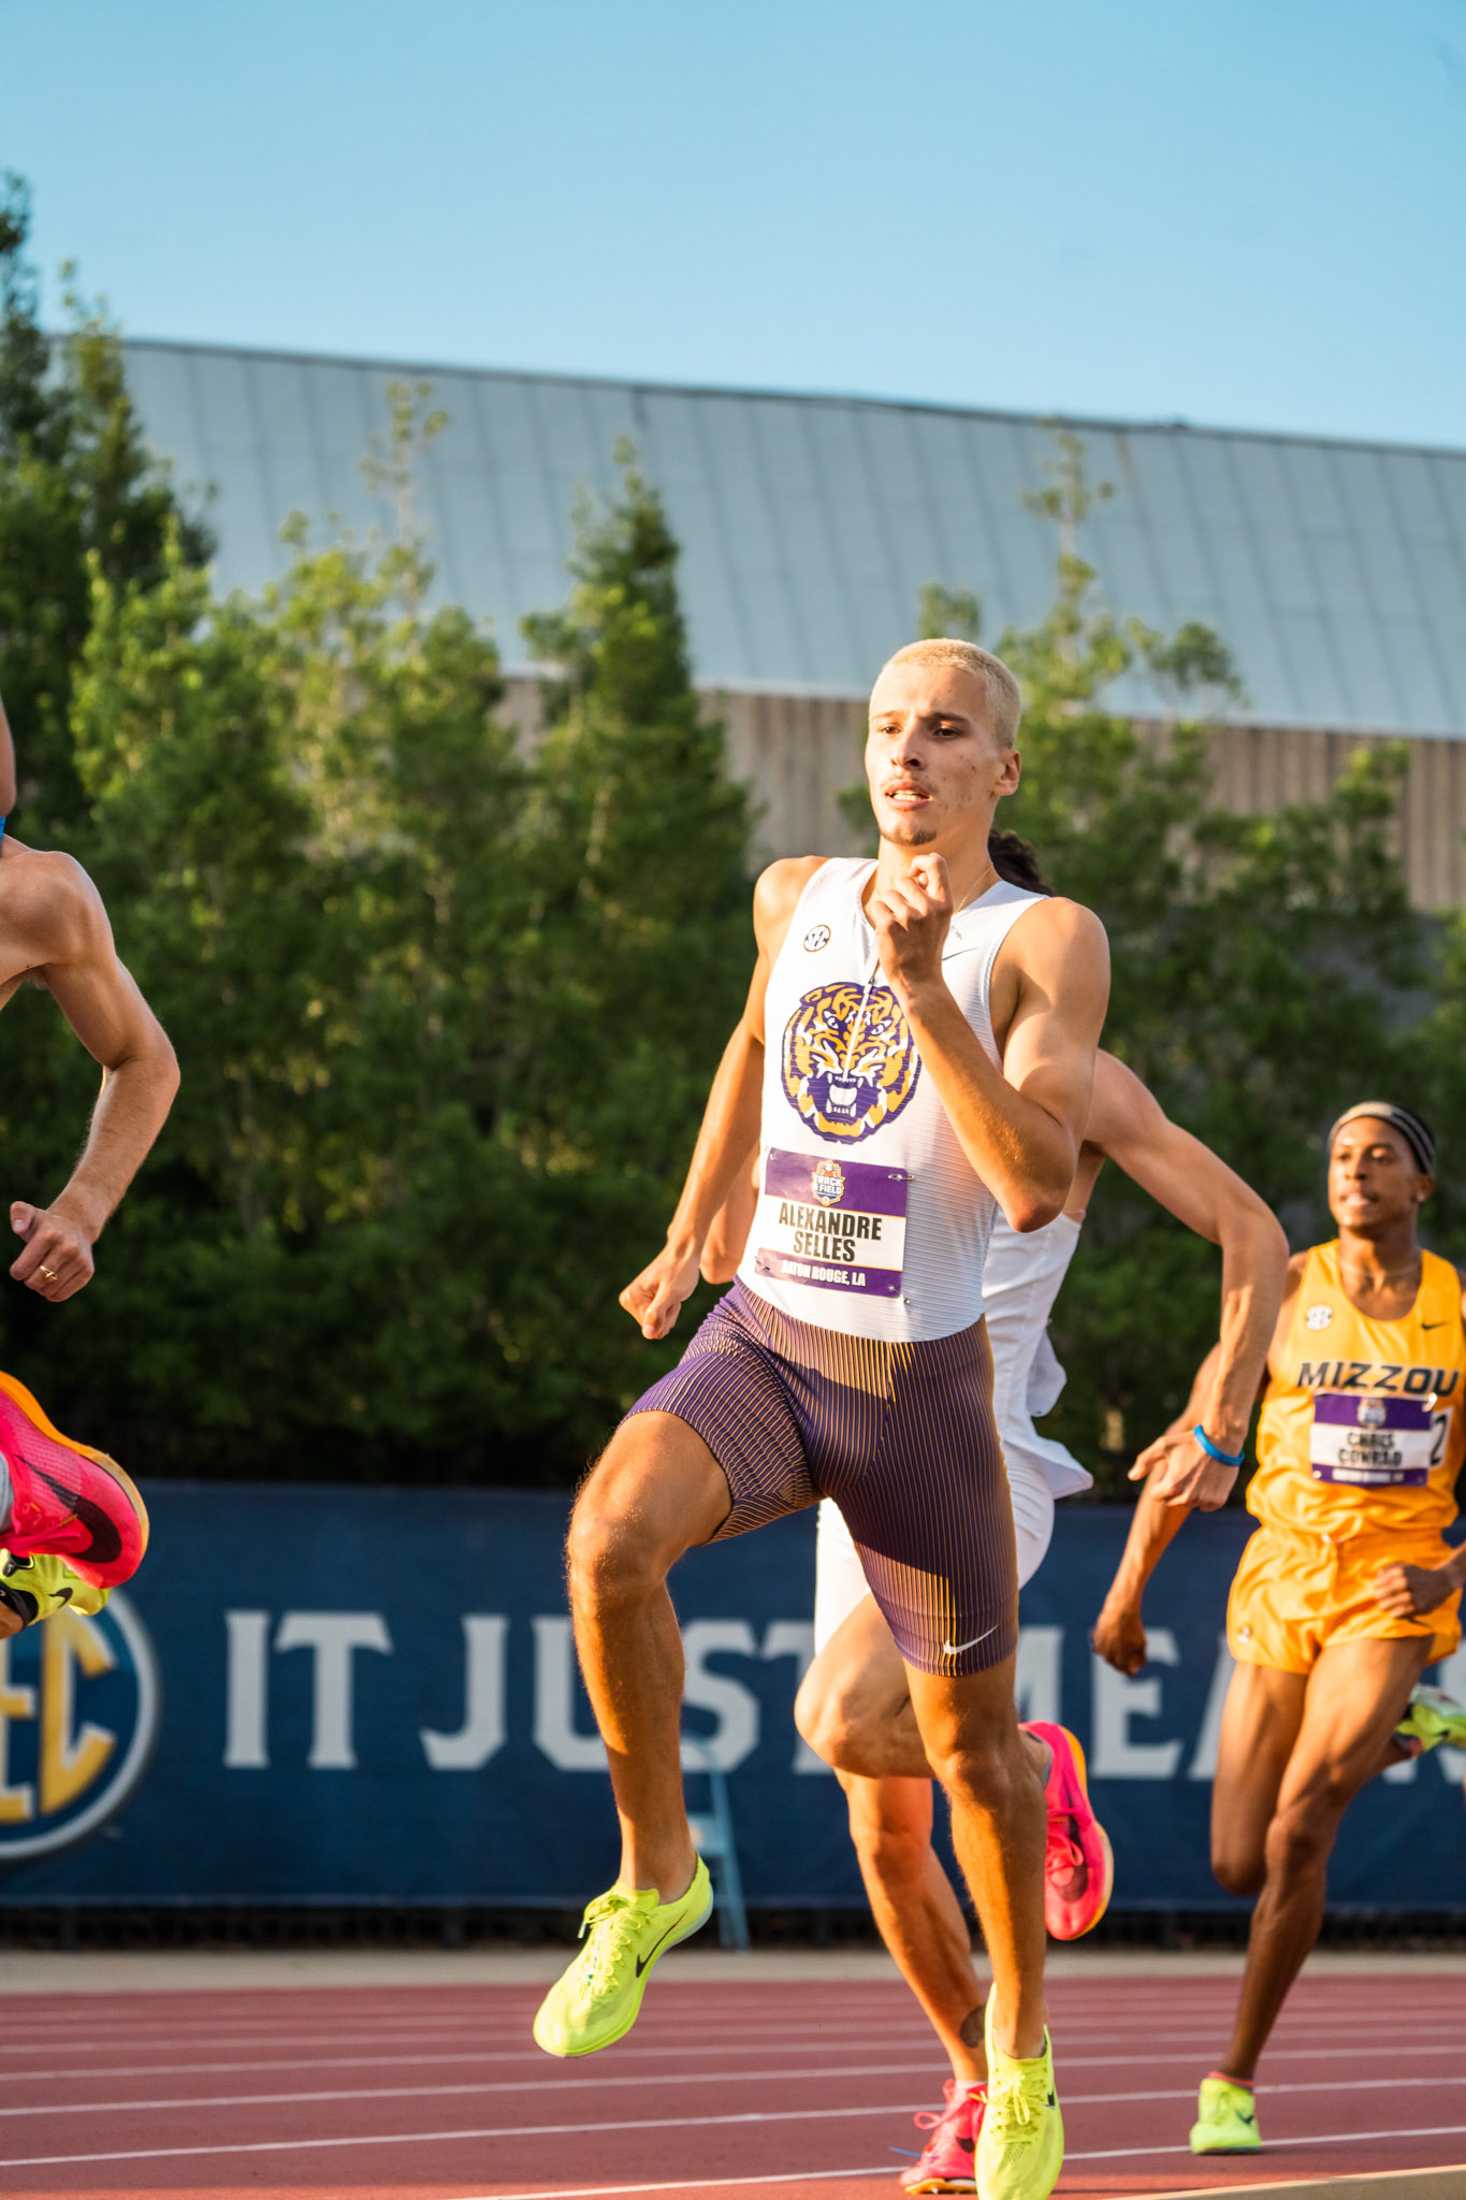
left=703, top=843, right=1287, bottom=2192
left=811, top=1206, right=1091, bottom=1662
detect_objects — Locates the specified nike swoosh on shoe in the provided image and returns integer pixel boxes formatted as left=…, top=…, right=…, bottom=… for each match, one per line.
left=28, top=1463, right=122, bottom=1567
left=634, top=1916, right=685, bottom=1976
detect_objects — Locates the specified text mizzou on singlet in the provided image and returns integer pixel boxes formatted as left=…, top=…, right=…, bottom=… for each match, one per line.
left=736, top=859, right=1041, bottom=1343
left=1248, top=1239, right=1466, bottom=1542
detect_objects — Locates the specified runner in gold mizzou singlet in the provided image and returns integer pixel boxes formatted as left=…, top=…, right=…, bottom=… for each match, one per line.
left=1232, top=1232, right=1465, bottom=1669
left=1095, top=1099, right=1466, bottom=2158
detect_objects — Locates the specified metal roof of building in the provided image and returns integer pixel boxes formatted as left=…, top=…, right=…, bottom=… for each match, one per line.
left=121, top=339, right=1466, bottom=738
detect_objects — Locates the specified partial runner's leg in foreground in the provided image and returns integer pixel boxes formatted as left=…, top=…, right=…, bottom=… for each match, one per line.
left=532, top=1410, right=729, bottom=2058
left=836, top=1770, right=988, bottom=2195
left=907, top=1655, right=1047, bottom=2059
left=566, top=1411, right=729, bottom=1897
left=838, top=1767, right=987, bottom=2083
left=907, top=1654, right=1064, bottom=2200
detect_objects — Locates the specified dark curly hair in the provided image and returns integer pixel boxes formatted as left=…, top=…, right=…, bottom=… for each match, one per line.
left=988, top=829, right=1052, bottom=895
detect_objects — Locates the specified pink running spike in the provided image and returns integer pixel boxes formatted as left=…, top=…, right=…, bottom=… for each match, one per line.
left=0, top=1371, right=147, bottom=1589
left=903, top=2076, right=985, bottom=2194
left=1024, top=1719, right=1115, bottom=1940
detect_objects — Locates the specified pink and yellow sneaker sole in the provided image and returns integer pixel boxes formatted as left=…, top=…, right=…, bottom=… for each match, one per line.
left=0, top=1370, right=147, bottom=1590
left=1024, top=1718, right=1114, bottom=1940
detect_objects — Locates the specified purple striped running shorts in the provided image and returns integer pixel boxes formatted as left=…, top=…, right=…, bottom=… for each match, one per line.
left=624, top=1279, right=1016, bottom=1676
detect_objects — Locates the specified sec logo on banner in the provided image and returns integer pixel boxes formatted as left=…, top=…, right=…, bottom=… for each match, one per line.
left=0, top=1595, right=160, bottom=1862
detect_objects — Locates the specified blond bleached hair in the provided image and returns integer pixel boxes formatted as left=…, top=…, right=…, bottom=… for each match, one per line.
left=876, top=638, right=1023, bottom=747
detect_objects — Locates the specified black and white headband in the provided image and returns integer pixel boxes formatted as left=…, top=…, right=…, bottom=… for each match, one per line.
left=1328, top=1101, right=1436, bottom=1178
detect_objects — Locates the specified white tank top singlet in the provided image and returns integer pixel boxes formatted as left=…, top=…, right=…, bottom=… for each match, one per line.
left=983, top=1208, right=1094, bottom=1498
left=737, top=858, right=1041, bottom=1343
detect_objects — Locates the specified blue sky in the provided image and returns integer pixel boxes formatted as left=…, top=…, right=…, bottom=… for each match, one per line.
left=5, top=0, right=1464, bottom=445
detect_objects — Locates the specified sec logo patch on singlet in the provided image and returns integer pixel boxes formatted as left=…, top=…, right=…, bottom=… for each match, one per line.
left=781, top=981, right=921, bottom=1145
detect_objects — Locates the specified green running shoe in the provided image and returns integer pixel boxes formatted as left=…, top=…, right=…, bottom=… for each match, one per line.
left=1189, top=2074, right=1261, bottom=2153
left=0, top=1550, right=109, bottom=1630
left=1396, top=1684, right=1466, bottom=1756
left=532, top=1858, right=713, bottom=2058
left=976, top=1994, right=1064, bottom=2200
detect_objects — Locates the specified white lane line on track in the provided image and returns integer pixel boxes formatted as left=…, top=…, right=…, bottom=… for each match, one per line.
left=4, top=1986, right=1454, bottom=2033
left=11, top=2117, right=1458, bottom=2197
left=5, top=2015, right=1452, bottom=2085
left=2, top=2013, right=1461, bottom=2072
left=6, top=2083, right=1466, bottom=2167
left=2, top=1999, right=1455, bottom=2060
left=8, top=1984, right=1455, bottom=2016
left=437, top=2125, right=1466, bottom=2200
left=5, top=1997, right=1435, bottom=2024
left=9, top=2067, right=1457, bottom=2140
left=0, top=2028, right=506, bottom=2059
left=0, top=2032, right=1460, bottom=2103
left=1, top=2029, right=1459, bottom=2099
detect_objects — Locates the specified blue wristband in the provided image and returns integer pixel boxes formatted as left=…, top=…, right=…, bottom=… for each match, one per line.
left=1193, top=1423, right=1245, bottom=1468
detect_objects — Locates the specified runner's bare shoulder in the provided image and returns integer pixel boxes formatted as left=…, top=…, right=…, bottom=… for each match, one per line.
left=1005, top=892, right=1108, bottom=968
left=753, top=855, right=827, bottom=957
left=0, top=841, right=105, bottom=973
left=991, top=893, right=1109, bottom=1031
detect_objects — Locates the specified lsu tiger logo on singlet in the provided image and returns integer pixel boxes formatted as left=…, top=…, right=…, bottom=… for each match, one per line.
left=781, top=981, right=921, bottom=1145
left=1249, top=1240, right=1466, bottom=1542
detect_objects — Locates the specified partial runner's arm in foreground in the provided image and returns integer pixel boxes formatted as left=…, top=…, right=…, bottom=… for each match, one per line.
left=619, top=856, right=822, bottom=1340
left=871, top=856, right=1109, bottom=1232
left=1088, top=1059, right=1290, bottom=1509
left=1093, top=1252, right=1304, bottom=1676
left=10, top=853, right=180, bottom=1301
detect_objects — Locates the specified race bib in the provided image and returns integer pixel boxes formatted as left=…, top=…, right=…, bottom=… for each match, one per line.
left=1310, top=1393, right=1438, bottom=1486
left=751, top=1147, right=907, bottom=1299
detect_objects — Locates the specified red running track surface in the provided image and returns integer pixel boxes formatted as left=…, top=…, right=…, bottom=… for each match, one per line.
left=1, top=1970, right=1463, bottom=2199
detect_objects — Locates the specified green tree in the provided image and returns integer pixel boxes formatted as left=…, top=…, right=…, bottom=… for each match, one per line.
left=0, top=174, right=212, bottom=832
left=512, top=444, right=755, bottom=1464
left=63, top=389, right=534, bottom=1476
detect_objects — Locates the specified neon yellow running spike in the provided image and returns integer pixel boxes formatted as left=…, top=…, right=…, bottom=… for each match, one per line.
left=977, top=1994, right=1064, bottom=2200
left=1189, top=2074, right=1261, bottom=2153
left=0, top=1550, right=109, bottom=1629
left=532, top=1858, right=713, bottom=2058
left=1396, top=1683, right=1466, bottom=1756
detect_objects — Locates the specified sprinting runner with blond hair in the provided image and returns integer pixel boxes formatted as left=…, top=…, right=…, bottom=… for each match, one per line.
left=535, top=638, right=1110, bottom=2200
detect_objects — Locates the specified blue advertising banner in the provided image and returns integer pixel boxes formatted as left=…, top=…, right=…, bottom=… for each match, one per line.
left=1, top=1486, right=1462, bottom=1909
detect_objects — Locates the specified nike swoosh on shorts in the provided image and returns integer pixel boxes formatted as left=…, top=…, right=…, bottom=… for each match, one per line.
left=942, top=1624, right=999, bottom=1656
